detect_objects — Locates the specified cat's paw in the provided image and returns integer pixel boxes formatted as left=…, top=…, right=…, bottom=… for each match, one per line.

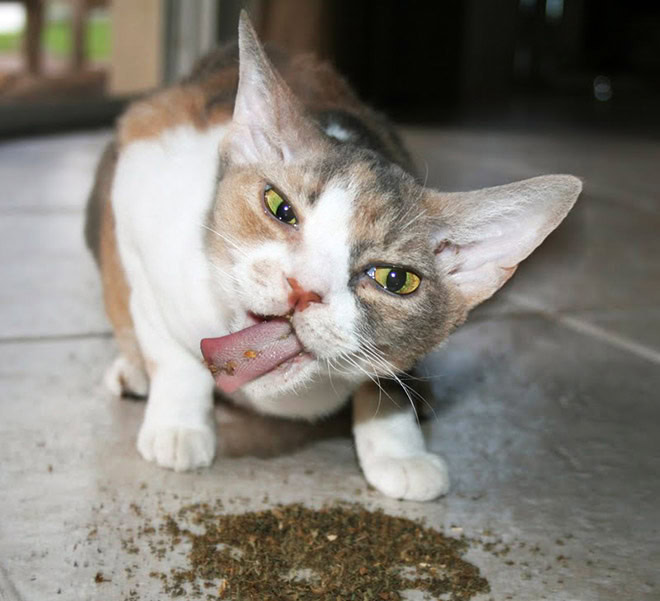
left=137, top=422, right=216, bottom=471
left=104, top=355, right=149, bottom=398
left=362, top=453, right=450, bottom=501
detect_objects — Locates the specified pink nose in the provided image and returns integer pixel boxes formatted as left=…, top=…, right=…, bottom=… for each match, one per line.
left=287, top=277, right=323, bottom=312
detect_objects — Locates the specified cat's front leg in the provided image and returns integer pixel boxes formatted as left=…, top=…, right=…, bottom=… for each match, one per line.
left=131, top=303, right=216, bottom=472
left=137, top=360, right=216, bottom=471
left=352, top=382, right=449, bottom=501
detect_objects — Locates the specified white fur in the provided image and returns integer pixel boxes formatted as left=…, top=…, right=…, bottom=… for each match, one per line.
left=132, top=294, right=217, bottom=472
left=324, top=122, right=353, bottom=142
left=104, top=355, right=148, bottom=397
left=114, top=124, right=232, bottom=351
left=352, top=392, right=449, bottom=501
left=112, top=126, right=363, bottom=467
left=113, top=124, right=231, bottom=470
left=226, top=185, right=363, bottom=418
left=112, top=123, right=444, bottom=489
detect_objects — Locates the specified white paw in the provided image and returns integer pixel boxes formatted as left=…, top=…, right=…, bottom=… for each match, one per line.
left=362, top=453, right=450, bottom=501
left=137, top=421, right=216, bottom=471
left=104, top=355, right=149, bottom=397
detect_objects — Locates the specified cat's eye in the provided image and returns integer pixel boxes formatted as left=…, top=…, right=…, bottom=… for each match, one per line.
left=264, top=185, right=297, bottom=225
left=366, top=266, right=421, bottom=295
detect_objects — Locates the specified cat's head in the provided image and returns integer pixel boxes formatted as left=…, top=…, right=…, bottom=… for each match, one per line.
left=205, top=14, right=581, bottom=401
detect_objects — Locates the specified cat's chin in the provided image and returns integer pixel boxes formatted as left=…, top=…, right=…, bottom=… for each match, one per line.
left=232, top=352, right=354, bottom=419
left=239, top=350, right=316, bottom=396
left=217, top=310, right=356, bottom=417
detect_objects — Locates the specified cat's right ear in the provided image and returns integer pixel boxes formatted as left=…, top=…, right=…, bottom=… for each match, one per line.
left=426, top=174, right=582, bottom=311
left=224, top=11, right=313, bottom=166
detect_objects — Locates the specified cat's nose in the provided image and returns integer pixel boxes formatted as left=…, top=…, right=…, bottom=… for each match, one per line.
left=287, top=277, right=323, bottom=312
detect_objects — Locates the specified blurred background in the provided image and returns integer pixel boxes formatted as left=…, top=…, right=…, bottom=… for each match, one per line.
left=0, top=0, right=659, bottom=137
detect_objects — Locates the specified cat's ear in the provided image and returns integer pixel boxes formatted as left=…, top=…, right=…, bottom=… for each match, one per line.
left=427, top=175, right=582, bottom=310
left=225, top=12, right=314, bottom=165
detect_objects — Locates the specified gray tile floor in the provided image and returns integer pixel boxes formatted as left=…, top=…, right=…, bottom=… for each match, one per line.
left=1, top=127, right=658, bottom=601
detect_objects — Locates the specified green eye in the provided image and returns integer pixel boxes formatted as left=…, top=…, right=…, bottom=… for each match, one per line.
left=366, top=266, right=421, bottom=295
left=264, top=185, right=297, bottom=225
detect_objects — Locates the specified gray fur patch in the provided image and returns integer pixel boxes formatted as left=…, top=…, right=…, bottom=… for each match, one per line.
left=84, top=141, right=118, bottom=265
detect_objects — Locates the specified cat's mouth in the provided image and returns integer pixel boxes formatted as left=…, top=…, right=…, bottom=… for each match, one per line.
left=200, top=314, right=312, bottom=394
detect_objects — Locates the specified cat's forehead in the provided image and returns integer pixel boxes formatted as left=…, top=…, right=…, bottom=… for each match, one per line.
left=305, top=149, right=433, bottom=267
left=242, top=145, right=433, bottom=270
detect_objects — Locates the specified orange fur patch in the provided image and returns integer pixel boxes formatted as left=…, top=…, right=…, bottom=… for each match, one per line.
left=98, top=166, right=145, bottom=372
left=118, top=85, right=232, bottom=148
left=210, top=171, right=292, bottom=253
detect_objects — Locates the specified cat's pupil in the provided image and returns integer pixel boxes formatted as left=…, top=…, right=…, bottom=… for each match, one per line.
left=276, top=202, right=294, bottom=222
left=386, top=269, right=407, bottom=291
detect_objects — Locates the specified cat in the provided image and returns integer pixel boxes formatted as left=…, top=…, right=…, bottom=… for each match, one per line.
left=85, top=12, right=581, bottom=501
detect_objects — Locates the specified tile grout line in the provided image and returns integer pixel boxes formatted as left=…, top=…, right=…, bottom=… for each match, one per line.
left=0, top=208, right=84, bottom=216
left=506, top=293, right=660, bottom=366
left=404, top=130, right=660, bottom=219
left=0, top=331, right=112, bottom=345
left=581, top=181, right=660, bottom=219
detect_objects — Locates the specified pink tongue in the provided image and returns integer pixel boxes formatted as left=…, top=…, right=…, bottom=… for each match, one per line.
left=201, top=318, right=303, bottom=394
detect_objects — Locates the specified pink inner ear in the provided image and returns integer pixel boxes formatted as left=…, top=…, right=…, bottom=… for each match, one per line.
left=429, top=174, right=582, bottom=309
left=434, top=239, right=467, bottom=276
left=433, top=232, right=522, bottom=306
left=434, top=239, right=460, bottom=256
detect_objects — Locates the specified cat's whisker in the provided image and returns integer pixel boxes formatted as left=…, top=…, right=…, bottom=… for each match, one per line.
left=400, top=207, right=428, bottom=231
left=364, top=366, right=421, bottom=425
left=406, top=161, right=430, bottom=209
left=421, top=159, right=430, bottom=189
left=334, top=352, right=365, bottom=377
left=398, top=189, right=425, bottom=224
left=412, top=160, right=430, bottom=204
left=337, top=350, right=384, bottom=417
left=354, top=334, right=408, bottom=378
left=351, top=336, right=436, bottom=422
left=403, top=378, right=437, bottom=421
left=200, top=223, right=250, bottom=258
left=208, top=263, right=243, bottom=289
left=335, top=351, right=395, bottom=409
left=343, top=350, right=399, bottom=411
left=324, top=359, right=340, bottom=398
left=356, top=333, right=445, bottom=383
left=389, top=374, right=439, bottom=422
left=203, top=221, right=244, bottom=247
left=366, top=355, right=437, bottom=420
left=353, top=343, right=404, bottom=385
left=326, top=356, right=351, bottom=377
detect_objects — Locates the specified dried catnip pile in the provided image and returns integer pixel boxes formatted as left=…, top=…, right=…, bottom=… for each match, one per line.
left=142, top=502, right=489, bottom=601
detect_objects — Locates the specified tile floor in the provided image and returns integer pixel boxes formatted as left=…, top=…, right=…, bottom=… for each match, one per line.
left=0, top=126, right=658, bottom=601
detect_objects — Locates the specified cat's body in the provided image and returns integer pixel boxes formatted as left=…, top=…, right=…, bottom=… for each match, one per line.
left=86, top=15, right=581, bottom=501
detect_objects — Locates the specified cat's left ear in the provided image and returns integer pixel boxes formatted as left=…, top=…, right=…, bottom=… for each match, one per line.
left=225, top=11, right=315, bottom=165
left=426, top=174, right=582, bottom=310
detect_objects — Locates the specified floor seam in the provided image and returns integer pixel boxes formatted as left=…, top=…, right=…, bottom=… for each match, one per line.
left=506, top=293, right=660, bottom=366
left=0, top=331, right=112, bottom=345
left=579, top=183, right=660, bottom=219
left=0, top=208, right=83, bottom=216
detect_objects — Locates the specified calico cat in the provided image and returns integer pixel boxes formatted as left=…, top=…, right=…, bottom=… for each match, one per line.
left=85, top=13, right=581, bottom=501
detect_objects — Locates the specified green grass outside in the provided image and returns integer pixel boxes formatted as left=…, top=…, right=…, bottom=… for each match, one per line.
left=0, top=30, right=20, bottom=53
left=0, top=17, right=110, bottom=62
left=86, top=17, right=110, bottom=62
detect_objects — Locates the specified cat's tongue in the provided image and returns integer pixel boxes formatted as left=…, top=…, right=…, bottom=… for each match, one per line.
left=200, top=318, right=303, bottom=394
